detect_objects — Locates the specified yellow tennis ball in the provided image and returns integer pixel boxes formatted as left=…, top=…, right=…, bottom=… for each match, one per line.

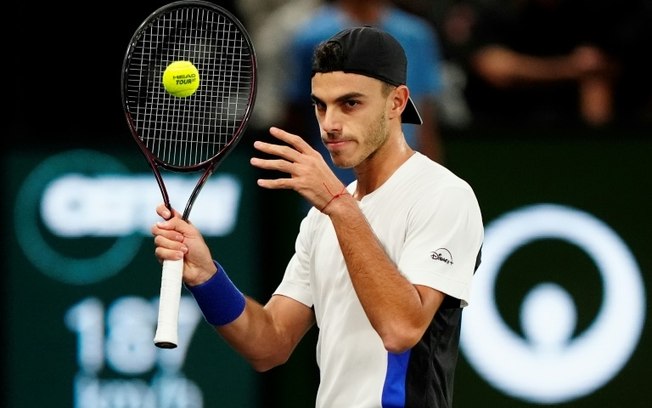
left=162, top=60, right=200, bottom=98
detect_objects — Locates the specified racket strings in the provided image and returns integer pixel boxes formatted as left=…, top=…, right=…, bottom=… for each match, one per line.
left=124, top=4, right=255, bottom=168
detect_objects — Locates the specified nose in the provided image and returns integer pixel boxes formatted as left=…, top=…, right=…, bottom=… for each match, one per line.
left=318, top=106, right=342, bottom=135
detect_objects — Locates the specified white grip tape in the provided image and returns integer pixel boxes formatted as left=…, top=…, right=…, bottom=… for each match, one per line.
left=153, top=258, right=184, bottom=348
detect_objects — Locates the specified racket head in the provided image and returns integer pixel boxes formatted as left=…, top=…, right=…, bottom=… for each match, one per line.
left=121, top=0, right=257, bottom=172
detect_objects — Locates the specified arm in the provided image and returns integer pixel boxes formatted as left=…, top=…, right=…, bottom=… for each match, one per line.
left=471, top=44, right=616, bottom=87
left=327, top=195, right=446, bottom=352
left=471, top=44, right=617, bottom=125
left=250, top=127, right=445, bottom=352
left=152, top=206, right=315, bottom=371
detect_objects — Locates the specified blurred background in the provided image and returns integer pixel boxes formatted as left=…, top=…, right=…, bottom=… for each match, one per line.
left=4, top=0, right=651, bottom=407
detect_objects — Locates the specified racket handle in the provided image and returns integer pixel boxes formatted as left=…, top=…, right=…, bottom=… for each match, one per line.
left=154, top=258, right=184, bottom=349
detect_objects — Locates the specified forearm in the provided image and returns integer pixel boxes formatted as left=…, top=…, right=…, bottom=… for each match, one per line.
left=327, top=195, right=432, bottom=352
left=187, top=265, right=307, bottom=372
left=472, top=45, right=579, bottom=87
left=216, top=298, right=295, bottom=371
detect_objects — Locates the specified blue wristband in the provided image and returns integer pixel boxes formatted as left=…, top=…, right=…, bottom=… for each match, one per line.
left=185, top=261, right=246, bottom=326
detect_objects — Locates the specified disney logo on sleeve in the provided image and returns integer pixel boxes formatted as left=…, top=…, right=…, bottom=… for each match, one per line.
left=431, top=248, right=454, bottom=265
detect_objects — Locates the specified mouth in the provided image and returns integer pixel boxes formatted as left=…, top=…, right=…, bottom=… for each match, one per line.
left=324, top=139, right=349, bottom=151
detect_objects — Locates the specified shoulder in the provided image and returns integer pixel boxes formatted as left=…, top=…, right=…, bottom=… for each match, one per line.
left=405, top=156, right=483, bottom=230
left=402, top=154, right=481, bottom=215
left=409, top=153, right=474, bottom=191
left=383, top=7, right=439, bottom=42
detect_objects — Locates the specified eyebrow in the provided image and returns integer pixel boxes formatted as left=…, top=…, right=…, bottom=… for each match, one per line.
left=311, top=91, right=366, bottom=105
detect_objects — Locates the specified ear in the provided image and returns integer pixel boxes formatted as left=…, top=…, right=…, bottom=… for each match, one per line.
left=389, top=85, right=410, bottom=121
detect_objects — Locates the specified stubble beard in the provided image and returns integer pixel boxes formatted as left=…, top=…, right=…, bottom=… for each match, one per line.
left=332, top=110, right=388, bottom=169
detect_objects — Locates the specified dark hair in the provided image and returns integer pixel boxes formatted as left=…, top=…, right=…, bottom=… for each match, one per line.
left=312, top=40, right=394, bottom=97
left=312, top=40, right=346, bottom=74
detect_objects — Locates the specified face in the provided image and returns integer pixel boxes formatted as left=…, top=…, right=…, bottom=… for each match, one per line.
left=311, top=72, right=391, bottom=169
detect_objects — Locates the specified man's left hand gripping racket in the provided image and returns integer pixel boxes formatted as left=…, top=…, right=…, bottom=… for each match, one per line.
left=121, top=0, right=257, bottom=349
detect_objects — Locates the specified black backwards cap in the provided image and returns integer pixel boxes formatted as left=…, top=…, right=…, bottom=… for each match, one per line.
left=311, top=26, right=423, bottom=125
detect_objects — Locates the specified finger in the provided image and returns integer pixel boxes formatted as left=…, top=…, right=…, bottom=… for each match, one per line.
left=153, top=218, right=177, bottom=232
left=253, top=140, right=304, bottom=164
left=152, top=222, right=184, bottom=239
left=156, top=203, right=170, bottom=219
left=154, top=246, right=186, bottom=262
left=154, top=232, right=185, bottom=248
left=154, top=231, right=187, bottom=256
left=152, top=216, right=194, bottom=241
left=256, top=177, right=294, bottom=190
left=156, top=203, right=181, bottom=220
left=269, top=126, right=313, bottom=152
left=250, top=156, right=294, bottom=173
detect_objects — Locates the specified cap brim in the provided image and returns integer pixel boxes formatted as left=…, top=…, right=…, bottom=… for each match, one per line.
left=403, top=97, right=423, bottom=125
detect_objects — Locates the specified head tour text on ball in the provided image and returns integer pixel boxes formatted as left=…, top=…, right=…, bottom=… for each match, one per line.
left=162, top=60, right=200, bottom=98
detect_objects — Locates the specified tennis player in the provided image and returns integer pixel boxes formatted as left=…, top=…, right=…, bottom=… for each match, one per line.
left=152, top=26, right=484, bottom=408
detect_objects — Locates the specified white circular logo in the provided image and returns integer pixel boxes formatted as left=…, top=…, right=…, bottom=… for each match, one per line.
left=14, top=150, right=142, bottom=285
left=460, top=204, right=645, bottom=403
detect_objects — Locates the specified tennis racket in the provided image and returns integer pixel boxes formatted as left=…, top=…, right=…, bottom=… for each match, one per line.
left=121, top=0, right=257, bottom=349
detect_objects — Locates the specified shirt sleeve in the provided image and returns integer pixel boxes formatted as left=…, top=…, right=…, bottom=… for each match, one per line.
left=272, top=211, right=316, bottom=308
left=398, top=184, right=484, bottom=307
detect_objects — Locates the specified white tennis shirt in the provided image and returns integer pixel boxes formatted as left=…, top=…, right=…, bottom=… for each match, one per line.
left=274, top=152, right=484, bottom=407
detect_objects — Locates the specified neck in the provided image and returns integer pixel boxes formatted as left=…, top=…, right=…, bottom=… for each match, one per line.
left=353, top=131, right=413, bottom=199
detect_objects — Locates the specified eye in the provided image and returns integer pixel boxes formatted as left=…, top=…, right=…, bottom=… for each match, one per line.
left=312, top=102, right=326, bottom=114
left=343, top=99, right=359, bottom=110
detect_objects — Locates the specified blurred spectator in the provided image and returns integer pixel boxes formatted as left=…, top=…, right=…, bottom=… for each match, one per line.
left=459, top=0, right=650, bottom=129
left=395, top=0, right=478, bottom=129
left=283, top=0, right=446, bottom=183
left=403, top=0, right=652, bottom=131
left=236, top=0, right=297, bottom=30
left=236, top=0, right=322, bottom=130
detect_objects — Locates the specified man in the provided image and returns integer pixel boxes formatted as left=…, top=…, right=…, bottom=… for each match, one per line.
left=283, top=0, right=446, bottom=184
left=152, top=27, right=484, bottom=407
